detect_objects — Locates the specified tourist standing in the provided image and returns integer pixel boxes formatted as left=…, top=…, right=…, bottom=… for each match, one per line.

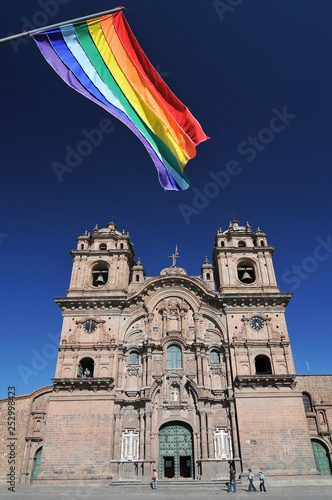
left=151, top=469, right=158, bottom=489
left=228, top=468, right=236, bottom=492
left=248, top=469, right=257, bottom=492
left=258, top=471, right=266, bottom=492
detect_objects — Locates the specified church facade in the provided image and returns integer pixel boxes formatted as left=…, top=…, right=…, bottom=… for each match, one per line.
left=1, top=220, right=331, bottom=484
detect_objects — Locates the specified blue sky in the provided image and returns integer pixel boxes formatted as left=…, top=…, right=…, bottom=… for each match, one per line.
left=0, top=0, right=331, bottom=399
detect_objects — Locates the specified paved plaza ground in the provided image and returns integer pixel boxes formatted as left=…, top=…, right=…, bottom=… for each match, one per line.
left=0, top=483, right=331, bottom=500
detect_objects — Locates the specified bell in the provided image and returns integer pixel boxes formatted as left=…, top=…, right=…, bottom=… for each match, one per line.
left=241, top=270, right=252, bottom=283
left=95, top=273, right=105, bottom=284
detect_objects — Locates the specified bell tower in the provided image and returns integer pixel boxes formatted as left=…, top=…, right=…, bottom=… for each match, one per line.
left=214, top=220, right=317, bottom=477
left=67, top=221, right=135, bottom=297
left=213, top=220, right=278, bottom=293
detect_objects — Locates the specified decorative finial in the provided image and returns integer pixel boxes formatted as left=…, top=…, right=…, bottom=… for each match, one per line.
left=93, top=224, right=99, bottom=232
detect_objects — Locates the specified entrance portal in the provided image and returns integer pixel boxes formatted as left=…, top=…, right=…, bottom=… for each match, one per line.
left=312, top=440, right=332, bottom=475
left=159, top=422, right=194, bottom=479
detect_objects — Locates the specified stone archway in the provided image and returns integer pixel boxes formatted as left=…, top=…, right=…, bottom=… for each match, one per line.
left=159, top=421, right=194, bottom=479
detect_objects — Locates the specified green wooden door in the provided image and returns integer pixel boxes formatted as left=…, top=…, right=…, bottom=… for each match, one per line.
left=159, top=424, right=194, bottom=479
left=31, top=448, right=42, bottom=482
left=312, top=441, right=331, bottom=475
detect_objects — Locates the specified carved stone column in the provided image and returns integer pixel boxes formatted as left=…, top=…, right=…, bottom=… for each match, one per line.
left=117, top=352, right=124, bottom=387
left=196, top=348, right=203, bottom=386
left=193, top=312, right=200, bottom=340
left=225, top=350, right=232, bottom=387
left=146, top=348, right=152, bottom=387
left=139, top=408, right=145, bottom=459
left=113, top=406, right=121, bottom=459
left=199, top=406, right=208, bottom=459
left=206, top=409, right=214, bottom=458
left=202, top=350, right=208, bottom=387
left=94, top=353, right=101, bottom=377
left=145, top=409, right=152, bottom=459
left=229, top=401, right=240, bottom=460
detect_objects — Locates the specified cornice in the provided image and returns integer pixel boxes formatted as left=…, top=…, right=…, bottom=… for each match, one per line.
left=234, top=374, right=297, bottom=389
left=221, top=292, right=292, bottom=309
left=51, top=377, right=114, bottom=392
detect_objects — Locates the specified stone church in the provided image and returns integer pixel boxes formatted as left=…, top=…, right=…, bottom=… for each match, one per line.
left=1, top=220, right=331, bottom=484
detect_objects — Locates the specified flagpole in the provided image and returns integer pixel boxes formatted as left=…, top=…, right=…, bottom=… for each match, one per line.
left=0, top=6, right=125, bottom=45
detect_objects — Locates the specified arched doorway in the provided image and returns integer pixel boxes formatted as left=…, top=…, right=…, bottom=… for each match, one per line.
left=159, top=422, right=194, bottom=479
left=31, top=447, right=42, bottom=482
left=312, top=440, right=332, bottom=475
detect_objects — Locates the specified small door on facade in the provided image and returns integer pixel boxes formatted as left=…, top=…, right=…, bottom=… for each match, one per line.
left=179, top=456, right=191, bottom=478
left=31, top=448, right=42, bottom=482
left=164, top=456, right=175, bottom=478
left=312, top=440, right=332, bottom=475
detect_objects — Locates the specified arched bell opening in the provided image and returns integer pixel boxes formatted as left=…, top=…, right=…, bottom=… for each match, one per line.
left=255, top=355, right=272, bottom=375
left=92, top=262, right=109, bottom=287
left=237, top=260, right=256, bottom=284
left=78, top=357, right=94, bottom=378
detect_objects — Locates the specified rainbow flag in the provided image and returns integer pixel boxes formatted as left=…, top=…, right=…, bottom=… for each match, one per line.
left=32, top=9, right=208, bottom=190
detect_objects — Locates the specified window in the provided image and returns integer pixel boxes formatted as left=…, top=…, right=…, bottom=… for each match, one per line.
left=255, top=355, right=272, bottom=375
left=238, top=241, right=246, bottom=247
left=260, top=241, right=265, bottom=247
left=136, top=274, right=140, bottom=282
left=129, top=351, right=139, bottom=364
left=167, top=345, right=182, bottom=369
left=99, top=243, right=107, bottom=250
left=206, top=273, right=210, bottom=280
left=210, top=350, right=220, bottom=364
left=302, top=392, right=313, bottom=413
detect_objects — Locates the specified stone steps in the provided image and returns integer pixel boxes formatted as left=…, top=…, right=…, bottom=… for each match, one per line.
left=109, top=479, right=239, bottom=487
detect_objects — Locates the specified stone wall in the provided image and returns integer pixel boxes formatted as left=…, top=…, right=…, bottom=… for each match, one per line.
left=235, top=387, right=318, bottom=476
left=0, top=386, right=52, bottom=484
left=35, top=391, right=114, bottom=483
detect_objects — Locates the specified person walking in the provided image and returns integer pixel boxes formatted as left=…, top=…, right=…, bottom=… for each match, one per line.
left=248, top=469, right=257, bottom=492
left=258, top=471, right=266, bottom=492
left=151, top=469, right=158, bottom=489
left=228, top=468, right=236, bottom=492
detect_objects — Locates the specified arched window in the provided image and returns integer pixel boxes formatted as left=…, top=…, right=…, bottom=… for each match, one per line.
left=220, top=241, right=225, bottom=247
left=136, top=274, right=140, bottom=282
left=80, top=244, right=84, bottom=250
left=129, top=351, right=139, bottom=364
left=210, top=350, right=220, bottom=364
left=206, top=273, right=211, bottom=280
left=120, top=243, right=124, bottom=249
left=99, top=243, right=107, bottom=250
left=92, top=262, right=108, bottom=287
left=167, top=345, right=182, bottom=369
left=78, top=357, right=94, bottom=378
left=255, top=355, right=272, bottom=375
left=303, top=392, right=313, bottom=412
left=238, top=241, right=246, bottom=247
left=237, top=261, right=256, bottom=284
left=260, top=241, right=265, bottom=247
